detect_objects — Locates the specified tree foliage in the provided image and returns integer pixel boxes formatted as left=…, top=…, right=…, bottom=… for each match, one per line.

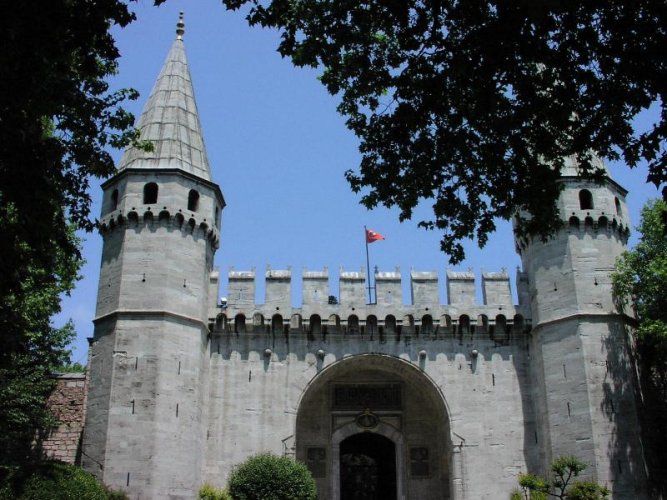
left=613, top=199, right=667, bottom=390
left=1, top=461, right=126, bottom=500
left=213, top=0, right=665, bottom=262
left=1, top=0, right=142, bottom=476
left=0, top=226, right=81, bottom=474
left=512, top=456, right=609, bottom=499
left=199, top=483, right=232, bottom=500
left=612, top=199, right=667, bottom=496
left=227, top=453, right=317, bottom=500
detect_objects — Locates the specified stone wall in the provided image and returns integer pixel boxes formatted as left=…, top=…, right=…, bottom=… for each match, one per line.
left=43, top=373, right=87, bottom=464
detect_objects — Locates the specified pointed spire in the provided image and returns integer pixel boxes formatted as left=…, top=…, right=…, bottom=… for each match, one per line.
left=117, top=12, right=212, bottom=181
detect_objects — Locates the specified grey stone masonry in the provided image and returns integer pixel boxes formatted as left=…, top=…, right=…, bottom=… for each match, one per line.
left=82, top=16, right=649, bottom=500
left=517, top=171, right=647, bottom=498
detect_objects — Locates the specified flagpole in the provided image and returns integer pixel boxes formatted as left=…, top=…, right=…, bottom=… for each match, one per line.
left=364, top=226, right=372, bottom=304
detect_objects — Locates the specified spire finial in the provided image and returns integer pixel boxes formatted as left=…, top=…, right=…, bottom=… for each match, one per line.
left=176, top=12, right=185, bottom=40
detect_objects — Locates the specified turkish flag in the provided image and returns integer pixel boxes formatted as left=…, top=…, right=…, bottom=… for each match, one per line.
left=365, top=228, right=385, bottom=243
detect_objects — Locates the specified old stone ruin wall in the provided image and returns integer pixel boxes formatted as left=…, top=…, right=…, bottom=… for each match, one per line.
left=42, top=373, right=87, bottom=465
left=211, top=267, right=532, bottom=341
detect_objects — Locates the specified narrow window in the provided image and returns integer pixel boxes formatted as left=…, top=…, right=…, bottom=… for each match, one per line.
left=143, top=183, right=158, bottom=204
left=271, top=314, right=283, bottom=335
left=188, top=189, right=200, bottom=212
left=459, top=315, right=470, bottom=335
left=310, top=314, right=322, bottom=338
left=347, top=315, right=359, bottom=334
left=421, top=315, right=433, bottom=336
left=384, top=315, right=396, bottom=334
left=579, top=189, right=593, bottom=210
left=328, top=314, right=341, bottom=334
left=615, top=197, right=622, bottom=216
left=111, top=189, right=119, bottom=210
left=234, top=314, right=246, bottom=334
left=366, top=315, right=378, bottom=336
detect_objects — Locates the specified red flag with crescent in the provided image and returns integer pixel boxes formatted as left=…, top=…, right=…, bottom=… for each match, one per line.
left=365, top=228, right=385, bottom=243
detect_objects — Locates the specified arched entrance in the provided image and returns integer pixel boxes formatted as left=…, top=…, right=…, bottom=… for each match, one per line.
left=295, top=354, right=451, bottom=500
left=340, top=433, right=396, bottom=500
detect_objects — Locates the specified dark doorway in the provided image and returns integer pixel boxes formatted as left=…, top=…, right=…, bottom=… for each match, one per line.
left=340, top=433, right=396, bottom=500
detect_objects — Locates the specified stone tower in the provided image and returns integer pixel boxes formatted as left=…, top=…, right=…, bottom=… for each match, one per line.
left=79, top=15, right=652, bottom=500
left=81, top=14, right=224, bottom=497
left=515, top=156, right=647, bottom=497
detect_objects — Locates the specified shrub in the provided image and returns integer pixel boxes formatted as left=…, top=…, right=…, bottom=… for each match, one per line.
left=227, top=453, right=316, bottom=500
left=199, top=483, right=231, bottom=500
left=16, top=461, right=110, bottom=499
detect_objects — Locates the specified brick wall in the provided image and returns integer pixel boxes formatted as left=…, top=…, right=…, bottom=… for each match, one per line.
left=42, top=373, right=87, bottom=464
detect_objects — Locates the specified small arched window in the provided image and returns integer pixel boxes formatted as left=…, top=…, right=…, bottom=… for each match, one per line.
left=215, top=314, right=227, bottom=332
left=310, top=314, right=322, bottom=338
left=459, top=315, right=470, bottom=335
left=290, top=314, right=303, bottom=332
left=271, top=314, right=283, bottom=335
left=384, top=315, right=396, bottom=334
left=144, top=182, right=158, bottom=204
left=188, top=189, right=200, bottom=212
left=234, top=314, right=246, bottom=334
left=111, top=189, right=119, bottom=210
left=615, top=197, right=622, bottom=216
left=421, top=315, right=434, bottom=336
left=439, top=315, right=452, bottom=335
left=366, top=315, right=378, bottom=336
left=328, top=314, right=341, bottom=335
left=252, top=313, right=264, bottom=333
left=495, top=315, right=507, bottom=341
left=579, top=189, right=593, bottom=210
left=347, top=315, right=359, bottom=334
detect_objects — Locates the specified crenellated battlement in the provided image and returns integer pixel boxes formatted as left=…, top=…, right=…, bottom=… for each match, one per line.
left=98, top=209, right=220, bottom=248
left=214, top=266, right=530, bottom=340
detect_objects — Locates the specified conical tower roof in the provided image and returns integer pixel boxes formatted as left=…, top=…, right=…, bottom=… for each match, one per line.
left=117, top=13, right=212, bottom=181
left=560, top=154, right=609, bottom=178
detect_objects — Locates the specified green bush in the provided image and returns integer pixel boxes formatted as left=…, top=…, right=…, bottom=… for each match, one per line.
left=12, top=462, right=112, bottom=500
left=199, top=483, right=231, bottom=500
left=227, top=453, right=316, bottom=500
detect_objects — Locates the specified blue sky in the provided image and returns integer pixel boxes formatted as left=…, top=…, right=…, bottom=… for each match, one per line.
left=56, top=0, right=661, bottom=365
